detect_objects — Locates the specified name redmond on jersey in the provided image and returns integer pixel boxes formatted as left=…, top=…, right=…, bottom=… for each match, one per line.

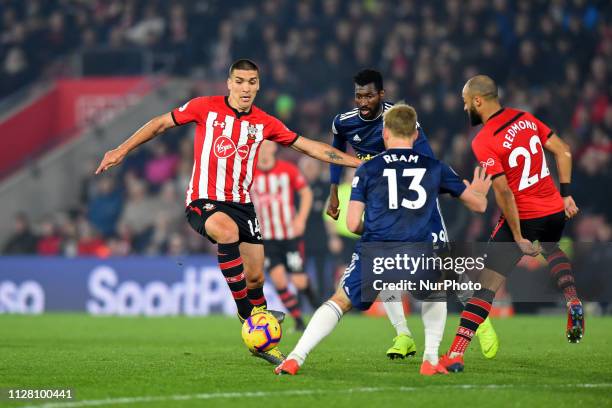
left=502, top=119, right=539, bottom=150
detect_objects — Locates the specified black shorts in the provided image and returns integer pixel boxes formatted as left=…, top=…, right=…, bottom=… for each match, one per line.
left=264, top=238, right=305, bottom=274
left=486, top=210, right=566, bottom=276
left=185, top=199, right=262, bottom=245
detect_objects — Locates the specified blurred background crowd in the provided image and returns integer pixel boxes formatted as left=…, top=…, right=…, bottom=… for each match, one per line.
left=2, top=0, right=610, bottom=280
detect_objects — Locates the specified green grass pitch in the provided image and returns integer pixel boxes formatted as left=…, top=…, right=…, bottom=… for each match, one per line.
left=1, top=313, right=611, bottom=407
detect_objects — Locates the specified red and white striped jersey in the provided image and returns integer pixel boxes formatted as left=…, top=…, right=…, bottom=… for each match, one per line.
left=171, top=96, right=299, bottom=205
left=251, top=160, right=307, bottom=240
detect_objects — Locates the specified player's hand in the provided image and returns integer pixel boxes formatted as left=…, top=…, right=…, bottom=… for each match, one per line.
left=464, top=167, right=493, bottom=196
left=517, top=238, right=541, bottom=257
left=563, top=196, right=579, bottom=219
left=326, top=193, right=340, bottom=220
left=95, top=148, right=127, bottom=174
left=292, top=217, right=307, bottom=237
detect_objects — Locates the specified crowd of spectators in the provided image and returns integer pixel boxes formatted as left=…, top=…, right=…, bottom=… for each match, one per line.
left=2, top=0, right=611, bottom=261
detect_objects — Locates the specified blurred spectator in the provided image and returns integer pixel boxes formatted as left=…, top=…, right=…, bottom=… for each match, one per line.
left=36, top=218, right=62, bottom=256
left=77, top=220, right=109, bottom=257
left=87, top=176, right=123, bottom=237
left=3, top=213, right=37, bottom=254
left=144, top=143, right=179, bottom=187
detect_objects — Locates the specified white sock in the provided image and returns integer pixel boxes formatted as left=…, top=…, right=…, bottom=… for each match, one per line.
left=421, top=301, right=447, bottom=365
left=288, top=300, right=343, bottom=366
left=380, top=290, right=411, bottom=337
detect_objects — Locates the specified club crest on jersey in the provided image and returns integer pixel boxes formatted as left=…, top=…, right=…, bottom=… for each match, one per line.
left=214, top=136, right=237, bottom=158
left=480, top=158, right=495, bottom=168
left=247, top=124, right=259, bottom=140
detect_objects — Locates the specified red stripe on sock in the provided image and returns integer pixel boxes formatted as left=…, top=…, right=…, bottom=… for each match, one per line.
left=250, top=296, right=266, bottom=306
left=225, top=272, right=245, bottom=283
left=468, top=298, right=492, bottom=312
left=219, top=258, right=242, bottom=270
left=462, top=311, right=485, bottom=325
left=232, top=288, right=248, bottom=299
left=285, top=299, right=298, bottom=308
left=280, top=292, right=292, bottom=301
left=290, top=309, right=302, bottom=319
left=551, top=263, right=570, bottom=275
left=546, top=251, right=565, bottom=263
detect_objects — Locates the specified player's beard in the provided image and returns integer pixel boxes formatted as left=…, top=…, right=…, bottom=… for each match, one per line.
left=468, top=105, right=483, bottom=126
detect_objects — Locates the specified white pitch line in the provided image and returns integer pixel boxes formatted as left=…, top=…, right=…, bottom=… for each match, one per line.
left=18, top=384, right=612, bottom=408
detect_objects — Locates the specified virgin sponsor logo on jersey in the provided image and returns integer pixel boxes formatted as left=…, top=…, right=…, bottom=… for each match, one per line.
left=214, top=136, right=236, bottom=158
left=480, top=158, right=495, bottom=168
left=213, top=136, right=250, bottom=159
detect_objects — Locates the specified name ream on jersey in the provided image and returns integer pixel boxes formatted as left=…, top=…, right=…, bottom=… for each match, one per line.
left=502, top=119, right=539, bottom=150
left=382, top=153, right=419, bottom=164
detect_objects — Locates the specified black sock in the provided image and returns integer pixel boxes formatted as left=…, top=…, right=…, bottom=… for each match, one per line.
left=546, top=249, right=579, bottom=303
left=277, top=287, right=302, bottom=321
left=218, top=242, right=252, bottom=319
left=299, top=283, right=320, bottom=309
left=248, top=286, right=267, bottom=309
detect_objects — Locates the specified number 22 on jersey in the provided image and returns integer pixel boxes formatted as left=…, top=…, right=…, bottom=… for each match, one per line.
left=509, top=135, right=550, bottom=191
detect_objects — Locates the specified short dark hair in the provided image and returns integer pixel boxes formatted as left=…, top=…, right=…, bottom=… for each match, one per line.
left=354, top=69, right=383, bottom=91
left=229, top=59, right=259, bottom=77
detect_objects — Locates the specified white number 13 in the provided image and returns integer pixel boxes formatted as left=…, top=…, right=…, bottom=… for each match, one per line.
left=383, top=168, right=427, bottom=210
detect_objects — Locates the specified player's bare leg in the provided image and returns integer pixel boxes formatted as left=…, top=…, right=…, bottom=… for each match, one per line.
left=269, top=264, right=305, bottom=331
left=275, top=285, right=351, bottom=375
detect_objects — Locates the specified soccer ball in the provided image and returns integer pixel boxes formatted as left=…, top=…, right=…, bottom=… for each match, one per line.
left=241, top=312, right=282, bottom=352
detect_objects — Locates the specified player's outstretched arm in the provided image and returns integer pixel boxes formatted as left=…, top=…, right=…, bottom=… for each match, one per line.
left=458, top=167, right=492, bottom=213
left=291, top=136, right=361, bottom=168
left=95, top=112, right=176, bottom=174
left=491, top=174, right=540, bottom=257
left=544, top=134, right=579, bottom=219
left=327, top=133, right=348, bottom=220
left=346, top=200, right=365, bottom=235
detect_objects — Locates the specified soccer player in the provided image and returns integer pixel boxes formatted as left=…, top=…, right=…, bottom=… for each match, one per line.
left=95, top=59, right=361, bottom=365
left=326, top=69, right=498, bottom=360
left=251, top=140, right=317, bottom=332
left=275, top=104, right=492, bottom=376
left=439, top=75, right=584, bottom=373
